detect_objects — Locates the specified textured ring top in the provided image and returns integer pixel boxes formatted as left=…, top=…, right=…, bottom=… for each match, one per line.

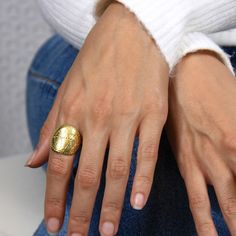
left=51, top=125, right=81, bottom=155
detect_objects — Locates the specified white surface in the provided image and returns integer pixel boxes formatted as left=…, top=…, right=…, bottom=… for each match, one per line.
left=0, top=154, right=45, bottom=236
left=0, top=0, right=52, bottom=157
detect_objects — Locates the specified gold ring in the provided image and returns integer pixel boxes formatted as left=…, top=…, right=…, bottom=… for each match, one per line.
left=51, top=125, right=81, bottom=155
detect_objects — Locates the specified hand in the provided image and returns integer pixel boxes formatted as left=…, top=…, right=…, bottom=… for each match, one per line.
left=27, top=2, right=169, bottom=235
left=166, top=51, right=236, bottom=236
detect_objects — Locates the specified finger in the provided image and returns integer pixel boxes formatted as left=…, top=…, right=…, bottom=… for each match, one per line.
left=67, top=131, right=109, bottom=236
left=99, top=119, right=138, bottom=236
left=131, top=113, right=163, bottom=210
left=45, top=150, right=75, bottom=235
left=25, top=81, right=67, bottom=168
left=211, top=168, right=236, bottom=235
left=44, top=110, right=80, bottom=235
left=184, top=165, right=218, bottom=236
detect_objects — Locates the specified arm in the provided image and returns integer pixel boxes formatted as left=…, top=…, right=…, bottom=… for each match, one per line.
left=38, top=0, right=236, bottom=72
left=103, top=0, right=236, bottom=70
left=166, top=50, right=236, bottom=235
left=174, top=32, right=234, bottom=76
left=30, top=3, right=170, bottom=235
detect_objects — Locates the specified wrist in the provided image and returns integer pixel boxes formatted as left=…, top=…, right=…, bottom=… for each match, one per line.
left=174, top=50, right=234, bottom=89
left=176, top=50, right=227, bottom=76
left=93, top=1, right=168, bottom=73
left=102, top=1, right=143, bottom=30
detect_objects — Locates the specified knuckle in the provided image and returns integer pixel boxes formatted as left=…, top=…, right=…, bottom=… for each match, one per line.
left=77, top=166, right=99, bottom=189
left=70, top=212, right=90, bottom=225
left=222, top=197, right=236, bottom=218
left=90, top=96, right=113, bottom=122
left=59, top=98, right=82, bottom=122
left=117, top=104, right=139, bottom=119
left=216, top=170, right=234, bottom=185
left=60, top=101, right=76, bottom=119
left=135, top=175, right=153, bottom=186
left=46, top=197, right=64, bottom=211
left=223, top=133, right=236, bottom=152
left=146, top=99, right=168, bottom=117
left=49, top=157, right=68, bottom=177
left=189, top=194, right=208, bottom=211
left=139, top=141, right=158, bottom=161
left=150, top=100, right=168, bottom=121
left=108, top=158, right=129, bottom=180
left=201, top=139, right=211, bottom=154
left=197, top=221, right=215, bottom=234
left=103, top=201, right=121, bottom=215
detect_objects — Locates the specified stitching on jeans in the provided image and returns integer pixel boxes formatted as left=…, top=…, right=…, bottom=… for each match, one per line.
left=29, top=70, right=60, bottom=88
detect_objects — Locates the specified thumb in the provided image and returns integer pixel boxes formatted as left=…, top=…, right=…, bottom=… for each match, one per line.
left=25, top=115, right=56, bottom=168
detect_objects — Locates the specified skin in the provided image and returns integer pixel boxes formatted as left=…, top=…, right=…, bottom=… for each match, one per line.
left=25, top=1, right=236, bottom=236
left=26, top=2, right=169, bottom=236
left=166, top=52, right=236, bottom=236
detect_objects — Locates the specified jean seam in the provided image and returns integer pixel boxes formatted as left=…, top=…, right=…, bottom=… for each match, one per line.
left=28, top=70, right=61, bottom=88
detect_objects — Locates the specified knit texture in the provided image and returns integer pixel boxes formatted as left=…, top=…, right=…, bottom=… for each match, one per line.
left=38, top=0, right=236, bottom=74
left=115, top=0, right=236, bottom=72
left=174, top=32, right=235, bottom=75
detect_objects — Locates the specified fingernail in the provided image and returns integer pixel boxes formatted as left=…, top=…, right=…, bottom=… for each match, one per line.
left=47, top=217, right=60, bottom=235
left=24, top=147, right=38, bottom=167
left=71, top=234, right=82, bottom=236
left=133, top=193, right=145, bottom=210
left=101, top=221, right=115, bottom=236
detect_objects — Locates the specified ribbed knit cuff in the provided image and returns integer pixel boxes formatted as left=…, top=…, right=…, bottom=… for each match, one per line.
left=115, top=0, right=236, bottom=72
left=115, top=0, right=192, bottom=71
left=174, top=32, right=234, bottom=76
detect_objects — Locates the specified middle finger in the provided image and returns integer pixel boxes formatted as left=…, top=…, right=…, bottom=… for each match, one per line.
left=68, top=130, right=109, bottom=235
left=99, top=117, right=138, bottom=236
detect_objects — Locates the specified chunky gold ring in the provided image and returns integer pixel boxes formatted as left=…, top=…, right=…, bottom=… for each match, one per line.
left=51, top=125, right=81, bottom=155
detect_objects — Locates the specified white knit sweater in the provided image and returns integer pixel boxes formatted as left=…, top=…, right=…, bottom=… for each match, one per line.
left=38, top=0, right=236, bottom=73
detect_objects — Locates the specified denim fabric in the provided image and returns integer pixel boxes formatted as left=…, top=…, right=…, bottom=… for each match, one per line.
left=26, top=35, right=236, bottom=236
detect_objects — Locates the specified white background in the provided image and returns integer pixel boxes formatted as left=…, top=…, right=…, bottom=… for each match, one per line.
left=0, top=0, right=51, bottom=157
left=0, top=1, right=50, bottom=235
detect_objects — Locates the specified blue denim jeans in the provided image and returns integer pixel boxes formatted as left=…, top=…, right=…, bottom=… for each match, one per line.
left=26, top=35, right=236, bottom=236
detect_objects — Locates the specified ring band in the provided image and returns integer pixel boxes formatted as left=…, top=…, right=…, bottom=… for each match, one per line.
left=51, top=125, right=81, bottom=155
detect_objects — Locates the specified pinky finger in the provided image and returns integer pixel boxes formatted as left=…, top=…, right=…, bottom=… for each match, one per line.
left=184, top=166, right=218, bottom=236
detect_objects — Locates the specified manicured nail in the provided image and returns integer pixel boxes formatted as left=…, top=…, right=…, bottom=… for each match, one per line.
left=133, top=193, right=145, bottom=210
left=24, top=147, right=38, bottom=167
left=101, top=221, right=115, bottom=236
left=47, top=217, right=60, bottom=235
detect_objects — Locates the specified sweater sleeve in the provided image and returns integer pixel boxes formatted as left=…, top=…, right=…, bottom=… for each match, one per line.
left=37, top=0, right=97, bottom=49
left=37, top=0, right=236, bottom=74
left=173, top=32, right=235, bottom=76
left=114, top=0, right=236, bottom=71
